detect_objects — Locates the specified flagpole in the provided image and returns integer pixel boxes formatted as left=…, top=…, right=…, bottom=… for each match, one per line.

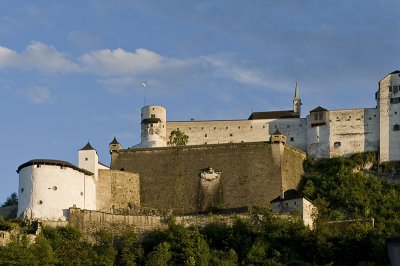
left=142, top=81, right=147, bottom=106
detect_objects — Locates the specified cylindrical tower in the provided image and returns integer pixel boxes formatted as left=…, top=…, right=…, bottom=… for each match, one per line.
left=140, top=105, right=167, bottom=148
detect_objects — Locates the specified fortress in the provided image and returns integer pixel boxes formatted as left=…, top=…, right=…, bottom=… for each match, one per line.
left=15, top=70, right=400, bottom=226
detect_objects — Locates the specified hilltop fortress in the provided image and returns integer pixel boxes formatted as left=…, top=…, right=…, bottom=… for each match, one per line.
left=15, top=71, right=400, bottom=225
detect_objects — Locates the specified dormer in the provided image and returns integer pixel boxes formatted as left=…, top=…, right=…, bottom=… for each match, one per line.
left=309, top=106, right=329, bottom=127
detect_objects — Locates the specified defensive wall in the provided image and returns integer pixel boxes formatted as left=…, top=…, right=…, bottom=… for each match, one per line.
left=96, top=170, right=140, bottom=213
left=111, top=141, right=306, bottom=214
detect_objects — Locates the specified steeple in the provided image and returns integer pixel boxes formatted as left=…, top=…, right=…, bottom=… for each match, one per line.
left=293, top=82, right=302, bottom=115
left=109, top=137, right=121, bottom=154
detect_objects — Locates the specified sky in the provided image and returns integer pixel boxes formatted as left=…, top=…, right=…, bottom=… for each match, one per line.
left=0, top=0, right=399, bottom=203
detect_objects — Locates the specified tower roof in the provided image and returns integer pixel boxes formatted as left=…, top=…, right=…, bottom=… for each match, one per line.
left=80, top=142, right=95, bottom=151
left=294, top=82, right=301, bottom=100
left=17, top=159, right=93, bottom=175
left=109, top=137, right=120, bottom=145
left=272, top=129, right=282, bottom=135
left=390, top=70, right=400, bottom=74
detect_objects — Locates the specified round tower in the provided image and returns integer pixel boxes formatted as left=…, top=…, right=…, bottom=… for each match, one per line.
left=140, top=105, right=167, bottom=148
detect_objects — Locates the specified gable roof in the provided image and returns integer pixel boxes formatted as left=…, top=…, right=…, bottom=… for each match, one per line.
left=270, top=189, right=303, bottom=203
left=310, top=106, right=328, bottom=113
left=17, top=159, right=93, bottom=175
left=248, top=110, right=300, bottom=120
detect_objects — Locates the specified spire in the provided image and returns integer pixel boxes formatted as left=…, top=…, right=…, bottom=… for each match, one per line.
left=109, top=137, right=119, bottom=145
left=80, top=142, right=95, bottom=151
left=294, top=81, right=300, bottom=100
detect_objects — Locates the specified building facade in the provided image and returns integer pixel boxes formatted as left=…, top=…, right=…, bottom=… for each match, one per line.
left=136, top=71, right=400, bottom=162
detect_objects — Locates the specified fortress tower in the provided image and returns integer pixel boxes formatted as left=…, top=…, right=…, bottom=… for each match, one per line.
left=139, top=105, right=167, bottom=148
left=79, top=142, right=99, bottom=177
left=378, top=70, right=400, bottom=162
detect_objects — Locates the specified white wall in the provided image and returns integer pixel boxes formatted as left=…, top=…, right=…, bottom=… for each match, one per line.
left=329, top=108, right=379, bottom=157
left=167, top=118, right=307, bottom=152
left=18, top=164, right=96, bottom=221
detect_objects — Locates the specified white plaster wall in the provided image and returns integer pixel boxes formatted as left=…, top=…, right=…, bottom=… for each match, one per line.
left=79, top=149, right=98, bottom=177
left=306, top=117, right=330, bottom=159
left=329, top=108, right=379, bottom=157
left=388, top=74, right=400, bottom=161
left=380, top=75, right=391, bottom=162
left=302, top=198, right=317, bottom=229
left=166, top=118, right=307, bottom=152
left=18, top=164, right=96, bottom=221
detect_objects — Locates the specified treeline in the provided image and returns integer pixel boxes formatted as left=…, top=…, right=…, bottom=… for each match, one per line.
left=1, top=152, right=400, bottom=265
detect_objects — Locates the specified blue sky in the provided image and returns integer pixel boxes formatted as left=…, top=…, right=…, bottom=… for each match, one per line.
left=0, top=0, right=399, bottom=202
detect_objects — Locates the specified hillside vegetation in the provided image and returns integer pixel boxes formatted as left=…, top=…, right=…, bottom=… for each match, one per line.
left=1, top=152, right=400, bottom=265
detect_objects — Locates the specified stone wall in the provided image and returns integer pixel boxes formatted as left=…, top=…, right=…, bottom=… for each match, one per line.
left=111, top=142, right=305, bottom=214
left=96, top=170, right=140, bottom=213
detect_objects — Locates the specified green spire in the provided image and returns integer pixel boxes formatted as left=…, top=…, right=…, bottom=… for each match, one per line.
left=294, top=81, right=300, bottom=101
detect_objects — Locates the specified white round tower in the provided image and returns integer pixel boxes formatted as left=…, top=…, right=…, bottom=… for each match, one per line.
left=140, top=105, right=167, bottom=148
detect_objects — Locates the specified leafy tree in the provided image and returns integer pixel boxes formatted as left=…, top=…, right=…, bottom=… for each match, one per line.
left=145, top=242, right=172, bottom=266
left=2, top=192, right=18, bottom=207
left=168, top=130, right=189, bottom=146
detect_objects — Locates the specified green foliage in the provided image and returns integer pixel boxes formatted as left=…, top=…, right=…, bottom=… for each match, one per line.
left=0, top=216, right=15, bottom=231
left=168, top=130, right=189, bottom=146
left=1, top=192, right=18, bottom=207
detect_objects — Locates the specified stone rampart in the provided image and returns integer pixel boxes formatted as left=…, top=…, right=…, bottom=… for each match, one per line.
left=111, top=142, right=305, bottom=214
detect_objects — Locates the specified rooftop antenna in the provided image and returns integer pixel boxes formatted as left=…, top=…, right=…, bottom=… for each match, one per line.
left=141, top=81, right=147, bottom=106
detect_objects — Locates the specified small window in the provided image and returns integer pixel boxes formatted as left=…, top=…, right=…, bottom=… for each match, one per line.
left=319, top=112, right=323, bottom=120
left=189, top=127, right=191, bottom=130
left=334, top=141, right=341, bottom=147
left=290, top=137, right=294, bottom=141
left=52, top=186, right=57, bottom=191
left=238, top=126, right=240, bottom=129
left=205, top=134, right=207, bottom=137
left=285, top=203, right=288, bottom=206
left=120, top=168, right=125, bottom=171
left=226, top=126, right=228, bottom=129
left=263, top=126, right=265, bottom=129
left=36, top=164, right=41, bottom=168
left=80, top=192, right=84, bottom=196
left=389, top=86, right=393, bottom=92
left=20, top=188, right=24, bottom=193
left=294, top=202, right=297, bottom=205
left=394, top=124, right=400, bottom=131
left=250, top=126, right=253, bottom=129
left=151, top=114, right=155, bottom=118
left=201, top=127, right=204, bottom=130
left=177, top=128, right=179, bottom=130
left=60, top=166, right=66, bottom=170
left=205, top=142, right=207, bottom=145
left=314, top=113, right=318, bottom=120
left=38, top=200, right=43, bottom=205
left=395, top=112, right=398, bottom=115
left=214, top=127, right=216, bottom=130
left=287, top=125, right=290, bottom=128
left=230, top=134, right=233, bottom=137
left=85, top=158, right=88, bottom=161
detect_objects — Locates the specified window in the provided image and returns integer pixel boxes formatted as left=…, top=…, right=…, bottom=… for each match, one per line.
left=394, top=86, right=399, bottom=93
left=151, top=114, right=155, bottom=118
left=287, top=125, right=290, bottom=128
left=52, top=186, right=57, bottom=191
left=201, top=127, right=204, bottom=130
left=319, top=112, right=323, bottom=120
left=290, top=137, right=294, bottom=141
left=238, top=126, right=240, bottom=129
left=394, top=124, right=400, bottom=131
left=230, top=134, right=233, bottom=137
left=334, top=141, right=341, bottom=147
left=20, top=188, right=24, bottom=193
left=214, top=127, right=216, bottom=130
left=36, top=164, right=41, bottom=168
left=60, top=166, right=66, bottom=170
left=314, top=113, right=318, bottom=120
left=389, top=86, right=393, bottom=92
left=205, top=134, right=207, bottom=137
left=85, top=158, right=88, bottom=161
left=38, top=200, right=43, bottom=205
left=226, top=126, right=228, bottom=129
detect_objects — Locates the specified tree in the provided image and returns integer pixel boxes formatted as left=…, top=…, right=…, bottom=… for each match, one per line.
left=168, top=130, right=189, bottom=146
left=2, top=192, right=18, bottom=207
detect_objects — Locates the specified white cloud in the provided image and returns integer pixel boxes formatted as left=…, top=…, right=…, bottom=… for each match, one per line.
left=0, top=42, right=81, bottom=73
left=24, top=86, right=53, bottom=104
left=81, top=48, right=196, bottom=76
